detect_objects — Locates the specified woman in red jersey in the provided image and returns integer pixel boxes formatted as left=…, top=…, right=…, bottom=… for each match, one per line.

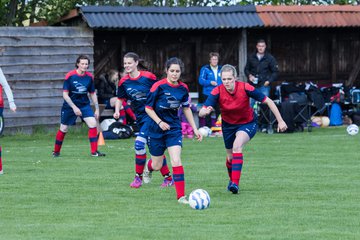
left=199, top=64, right=287, bottom=194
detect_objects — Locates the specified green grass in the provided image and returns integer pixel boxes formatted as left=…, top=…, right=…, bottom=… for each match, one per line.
left=0, top=126, right=359, bottom=240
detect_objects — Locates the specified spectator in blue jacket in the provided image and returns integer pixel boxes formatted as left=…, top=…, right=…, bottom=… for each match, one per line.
left=198, top=52, right=222, bottom=127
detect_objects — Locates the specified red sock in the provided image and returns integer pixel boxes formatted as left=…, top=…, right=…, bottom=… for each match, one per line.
left=135, top=154, right=146, bottom=178
left=231, top=153, right=243, bottom=185
left=226, top=157, right=232, bottom=181
left=54, top=130, right=66, bottom=153
left=147, top=159, right=154, bottom=171
left=88, top=127, right=98, bottom=153
left=160, top=156, right=172, bottom=180
left=0, top=146, right=3, bottom=173
left=173, top=166, right=185, bottom=199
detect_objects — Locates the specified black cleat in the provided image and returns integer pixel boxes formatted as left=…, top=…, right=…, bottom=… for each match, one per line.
left=91, top=151, right=106, bottom=157
left=52, top=151, right=60, bottom=157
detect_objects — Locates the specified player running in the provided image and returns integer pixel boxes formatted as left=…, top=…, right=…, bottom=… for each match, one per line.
left=145, top=57, right=202, bottom=204
left=199, top=64, right=287, bottom=194
left=113, top=52, right=173, bottom=188
left=52, top=55, right=105, bottom=157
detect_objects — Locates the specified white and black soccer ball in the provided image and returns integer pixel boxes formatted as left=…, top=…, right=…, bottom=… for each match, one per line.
left=189, top=189, right=210, bottom=210
left=198, top=126, right=211, bottom=137
left=347, top=124, right=359, bottom=136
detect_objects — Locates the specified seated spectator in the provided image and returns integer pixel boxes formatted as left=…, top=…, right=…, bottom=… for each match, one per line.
left=95, top=69, right=119, bottom=109
left=178, top=97, right=197, bottom=138
left=119, top=100, right=136, bottom=125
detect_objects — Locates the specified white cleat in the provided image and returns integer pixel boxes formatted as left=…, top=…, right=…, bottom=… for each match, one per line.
left=143, top=159, right=152, bottom=184
left=178, top=196, right=189, bottom=204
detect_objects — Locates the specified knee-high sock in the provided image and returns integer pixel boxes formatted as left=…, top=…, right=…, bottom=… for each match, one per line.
left=88, top=127, right=98, bottom=153
left=231, top=153, right=243, bottom=185
left=0, top=146, right=3, bottom=173
left=54, top=130, right=66, bottom=153
left=226, top=157, right=232, bottom=181
left=160, top=156, right=172, bottom=180
left=135, top=154, right=146, bottom=178
left=173, top=166, right=185, bottom=199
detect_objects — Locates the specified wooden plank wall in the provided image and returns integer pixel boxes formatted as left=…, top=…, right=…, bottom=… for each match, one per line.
left=0, top=27, right=94, bottom=132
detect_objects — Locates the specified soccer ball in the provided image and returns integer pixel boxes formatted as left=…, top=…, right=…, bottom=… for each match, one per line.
left=189, top=189, right=210, bottom=210
left=198, top=126, right=211, bottom=137
left=347, top=124, right=359, bottom=136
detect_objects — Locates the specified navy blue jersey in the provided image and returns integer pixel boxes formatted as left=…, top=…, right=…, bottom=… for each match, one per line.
left=117, top=71, right=157, bottom=124
left=63, top=69, right=95, bottom=108
left=205, top=81, right=266, bottom=124
left=146, top=79, right=190, bottom=138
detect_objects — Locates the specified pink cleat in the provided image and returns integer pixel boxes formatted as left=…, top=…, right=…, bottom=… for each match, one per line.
left=160, top=178, right=174, bottom=188
left=130, top=176, right=142, bottom=188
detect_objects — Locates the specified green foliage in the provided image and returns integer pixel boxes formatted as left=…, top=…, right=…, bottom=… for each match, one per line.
left=0, top=127, right=359, bottom=239
left=0, top=0, right=359, bottom=26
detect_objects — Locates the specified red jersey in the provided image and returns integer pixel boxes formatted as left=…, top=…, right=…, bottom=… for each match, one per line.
left=204, top=81, right=266, bottom=124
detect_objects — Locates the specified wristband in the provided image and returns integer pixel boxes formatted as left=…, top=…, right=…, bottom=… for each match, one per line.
left=157, top=120, right=162, bottom=125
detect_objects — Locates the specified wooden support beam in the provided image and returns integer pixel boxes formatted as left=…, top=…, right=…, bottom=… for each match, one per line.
left=238, top=29, right=247, bottom=82
left=346, top=49, right=360, bottom=87
left=331, top=33, right=337, bottom=83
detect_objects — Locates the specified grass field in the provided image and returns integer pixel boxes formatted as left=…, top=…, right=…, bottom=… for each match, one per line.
left=0, top=126, right=359, bottom=240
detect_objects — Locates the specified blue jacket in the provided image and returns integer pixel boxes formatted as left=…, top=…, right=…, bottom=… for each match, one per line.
left=198, top=64, right=222, bottom=96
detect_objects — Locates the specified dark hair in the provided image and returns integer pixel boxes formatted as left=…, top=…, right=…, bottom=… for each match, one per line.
left=108, top=69, right=119, bottom=81
left=257, top=39, right=266, bottom=45
left=75, top=55, right=90, bottom=68
left=209, top=52, right=220, bottom=59
left=165, top=57, right=184, bottom=72
left=124, top=52, right=139, bottom=62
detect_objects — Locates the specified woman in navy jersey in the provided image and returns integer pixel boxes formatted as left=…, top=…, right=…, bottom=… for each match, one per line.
left=145, top=57, right=202, bottom=204
left=199, top=64, right=287, bottom=194
left=113, top=52, right=173, bottom=188
left=52, top=55, right=105, bottom=157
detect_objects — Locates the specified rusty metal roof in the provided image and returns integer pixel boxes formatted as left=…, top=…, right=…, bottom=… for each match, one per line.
left=80, top=5, right=263, bottom=30
left=256, top=5, right=360, bottom=28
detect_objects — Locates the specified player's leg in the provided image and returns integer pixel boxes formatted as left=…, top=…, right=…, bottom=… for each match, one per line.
left=53, top=124, right=69, bottom=157
left=225, top=148, right=233, bottom=191
left=229, top=121, right=257, bottom=194
left=83, top=115, right=105, bottom=157
left=0, top=145, right=3, bottom=175
left=131, top=132, right=147, bottom=188
left=82, top=104, right=105, bottom=157
left=53, top=106, right=77, bottom=157
left=167, top=145, right=187, bottom=203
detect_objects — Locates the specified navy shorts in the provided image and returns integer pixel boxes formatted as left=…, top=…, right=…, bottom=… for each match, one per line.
left=148, top=131, right=183, bottom=156
left=0, top=107, right=3, bottom=116
left=61, top=105, right=94, bottom=125
left=222, top=120, right=257, bottom=149
left=104, top=99, right=113, bottom=109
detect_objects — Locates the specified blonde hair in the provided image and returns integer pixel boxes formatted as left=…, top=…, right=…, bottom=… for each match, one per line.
left=220, top=64, right=237, bottom=78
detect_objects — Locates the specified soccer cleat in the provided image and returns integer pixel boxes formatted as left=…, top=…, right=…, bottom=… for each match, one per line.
left=160, top=178, right=174, bottom=188
left=91, top=151, right=106, bottom=157
left=130, top=176, right=142, bottom=188
left=52, top=151, right=60, bottom=157
left=178, top=196, right=189, bottom=204
left=227, top=180, right=232, bottom=191
left=229, top=182, right=239, bottom=194
left=143, top=159, right=152, bottom=184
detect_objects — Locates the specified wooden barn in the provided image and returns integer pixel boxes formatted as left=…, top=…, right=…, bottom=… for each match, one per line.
left=1, top=5, right=360, bottom=132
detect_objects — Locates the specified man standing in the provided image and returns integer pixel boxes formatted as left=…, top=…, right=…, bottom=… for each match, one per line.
left=244, top=39, right=279, bottom=132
